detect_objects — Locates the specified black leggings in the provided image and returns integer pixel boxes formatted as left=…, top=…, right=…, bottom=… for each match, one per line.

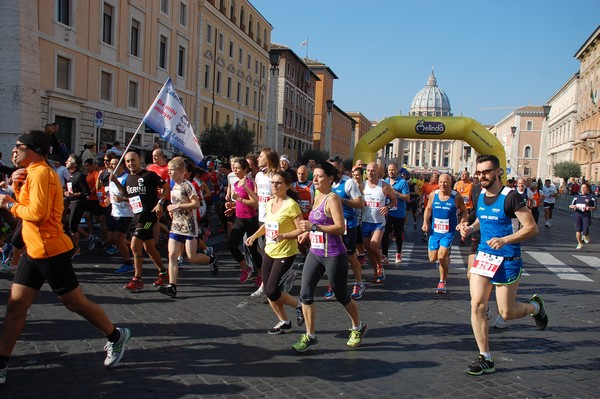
left=382, top=215, right=405, bottom=257
left=228, top=216, right=262, bottom=267
left=572, top=213, right=591, bottom=235
left=262, top=253, right=297, bottom=301
left=67, top=200, right=87, bottom=235
left=300, top=251, right=350, bottom=306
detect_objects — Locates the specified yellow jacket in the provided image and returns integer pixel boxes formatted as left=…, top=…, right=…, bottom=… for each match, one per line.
left=11, top=161, right=73, bottom=259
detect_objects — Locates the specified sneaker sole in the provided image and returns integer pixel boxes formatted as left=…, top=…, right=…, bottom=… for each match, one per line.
left=292, top=342, right=318, bottom=353
left=268, top=328, right=292, bottom=335
left=466, top=367, right=496, bottom=376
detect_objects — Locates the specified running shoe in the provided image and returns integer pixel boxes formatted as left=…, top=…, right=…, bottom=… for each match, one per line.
left=357, top=254, right=367, bottom=265
left=209, top=256, right=219, bottom=276
left=177, top=256, right=184, bottom=267
left=71, top=247, right=81, bottom=259
left=576, top=243, right=583, bottom=250
left=124, top=277, right=144, bottom=292
left=296, top=306, right=305, bottom=327
left=251, top=283, right=266, bottom=299
left=347, top=322, right=368, bottom=348
left=88, top=236, right=96, bottom=251
left=323, top=285, right=335, bottom=299
left=153, top=272, right=169, bottom=287
left=104, top=327, right=132, bottom=368
left=268, top=320, right=292, bottom=335
left=350, top=283, right=366, bottom=300
left=485, top=307, right=493, bottom=321
left=115, top=263, right=134, bottom=274
left=530, top=294, right=548, bottom=330
left=582, top=235, right=590, bottom=244
left=1, top=243, right=12, bottom=264
left=158, top=284, right=177, bottom=298
left=0, top=264, right=15, bottom=274
left=204, top=246, right=214, bottom=256
left=436, top=280, right=447, bottom=294
left=493, top=315, right=508, bottom=329
left=105, top=245, right=119, bottom=255
left=465, top=354, right=495, bottom=375
left=292, top=334, right=318, bottom=353
left=395, top=253, right=402, bottom=264
left=0, top=360, right=6, bottom=385
left=381, top=256, right=389, bottom=265
left=240, top=267, right=252, bottom=283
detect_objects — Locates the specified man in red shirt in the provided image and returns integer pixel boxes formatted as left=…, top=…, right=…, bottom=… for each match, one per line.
left=146, top=148, right=170, bottom=243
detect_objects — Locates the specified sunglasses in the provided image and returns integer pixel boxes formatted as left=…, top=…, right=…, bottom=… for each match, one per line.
left=474, top=168, right=496, bottom=176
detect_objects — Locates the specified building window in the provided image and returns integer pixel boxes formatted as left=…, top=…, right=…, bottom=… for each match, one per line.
left=524, top=167, right=531, bottom=176
left=207, top=24, right=212, bottom=43
left=253, top=90, right=257, bottom=109
left=204, top=65, right=210, bottom=89
left=236, top=82, right=241, bottom=102
left=128, top=81, right=138, bottom=108
left=100, top=71, right=112, bottom=101
left=159, top=35, right=168, bottom=69
left=526, top=120, right=533, bottom=130
left=179, top=2, right=187, bottom=26
left=203, top=107, right=209, bottom=126
left=216, top=71, right=221, bottom=94
left=240, top=6, right=245, bottom=30
left=524, top=145, right=532, bottom=158
left=218, top=33, right=224, bottom=52
left=102, top=3, right=114, bottom=45
left=247, top=54, right=251, bottom=70
left=56, top=55, right=71, bottom=90
left=227, top=77, right=232, bottom=98
left=130, top=19, right=140, bottom=57
left=160, top=0, right=169, bottom=14
left=229, top=41, right=234, bottom=58
left=215, top=111, right=220, bottom=125
left=57, top=0, right=70, bottom=26
left=245, top=86, right=249, bottom=105
left=230, top=0, right=235, bottom=22
left=177, top=46, right=186, bottom=77
left=238, top=47, right=243, bottom=64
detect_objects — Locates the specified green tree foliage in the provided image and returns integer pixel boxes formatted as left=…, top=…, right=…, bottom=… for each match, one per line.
left=300, top=149, right=329, bottom=166
left=199, top=123, right=255, bottom=158
left=553, top=161, right=582, bottom=183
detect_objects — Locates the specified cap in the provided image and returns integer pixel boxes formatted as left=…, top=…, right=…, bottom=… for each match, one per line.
left=280, top=154, right=290, bottom=163
left=17, top=130, right=50, bottom=156
left=399, top=168, right=409, bottom=176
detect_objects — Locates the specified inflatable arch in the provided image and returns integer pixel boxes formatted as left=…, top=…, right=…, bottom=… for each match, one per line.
left=354, top=116, right=506, bottom=180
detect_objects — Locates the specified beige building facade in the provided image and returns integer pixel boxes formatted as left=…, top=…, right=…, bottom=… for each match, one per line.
left=0, top=0, right=270, bottom=158
left=574, top=26, right=600, bottom=183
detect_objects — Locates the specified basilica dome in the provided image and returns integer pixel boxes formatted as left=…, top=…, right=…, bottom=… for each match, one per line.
left=408, top=69, right=452, bottom=117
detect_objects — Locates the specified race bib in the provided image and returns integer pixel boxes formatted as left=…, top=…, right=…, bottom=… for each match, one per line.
left=310, top=231, right=324, bottom=249
left=365, top=200, right=381, bottom=208
left=433, top=218, right=450, bottom=234
left=129, top=195, right=143, bottom=214
left=471, top=251, right=504, bottom=278
left=299, top=200, right=310, bottom=213
left=67, top=182, right=73, bottom=193
left=258, top=195, right=270, bottom=204
left=576, top=203, right=587, bottom=211
left=462, top=195, right=470, bottom=205
left=265, top=221, right=279, bottom=243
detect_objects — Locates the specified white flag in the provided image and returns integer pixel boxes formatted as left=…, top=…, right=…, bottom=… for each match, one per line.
left=300, top=39, right=308, bottom=46
left=143, top=78, right=204, bottom=164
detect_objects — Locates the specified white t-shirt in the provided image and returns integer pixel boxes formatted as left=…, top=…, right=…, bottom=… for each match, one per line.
left=541, top=184, right=558, bottom=204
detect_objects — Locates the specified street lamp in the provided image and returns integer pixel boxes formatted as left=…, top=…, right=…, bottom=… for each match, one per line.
left=266, top=51, right=281, bottom=152
left=350, top=119, right=357, bottom=159
left=324, top=99, right=334, bottom=154
left=511, top=126, right=517, bottom=137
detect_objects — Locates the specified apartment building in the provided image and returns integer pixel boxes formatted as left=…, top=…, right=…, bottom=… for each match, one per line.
left=0, top=0, right=271, bottom=158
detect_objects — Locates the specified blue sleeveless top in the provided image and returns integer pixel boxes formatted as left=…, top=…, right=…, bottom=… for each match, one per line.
left=477, top=187, right=520, bottom=258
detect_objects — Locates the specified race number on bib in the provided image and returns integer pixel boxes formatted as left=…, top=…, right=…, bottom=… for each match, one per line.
left=310, top=231, right=325, bottom=249
left=299, top=200, right=310, bottom=213
left=433, top=218, right=450, bottom=234
left=265, top=221, right=279, bottom=243
left=129, top=195, right=143, bottom=214
left=471, top=251, right=504, bottom=278
left=462, top=195, right=470, bottom=205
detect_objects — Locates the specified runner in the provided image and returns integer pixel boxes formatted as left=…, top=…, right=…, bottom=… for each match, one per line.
left=541, top=179, right=558, bottom=227
left=569, top=182, right=596, bottom=249
left=459, top=154, right=547, bottom=376
left=382, top=163, right=410, bottom=264
left=0, top=130, right=131, bottom=385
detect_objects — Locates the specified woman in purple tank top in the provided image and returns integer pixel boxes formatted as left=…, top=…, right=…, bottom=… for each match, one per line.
left=291, top=162, right=367, bottom=353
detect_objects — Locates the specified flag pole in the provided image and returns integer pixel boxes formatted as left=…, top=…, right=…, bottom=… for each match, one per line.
left=112, top=119, right=145, bottom=174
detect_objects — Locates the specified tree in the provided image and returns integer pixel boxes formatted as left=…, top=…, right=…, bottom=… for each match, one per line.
left=553, top=161, right=581, bottom=183
left=199, top=123, right=255, bottom=158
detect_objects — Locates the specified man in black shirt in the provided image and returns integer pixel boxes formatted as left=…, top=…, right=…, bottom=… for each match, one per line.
left=111, top=151, right=170, bottom=292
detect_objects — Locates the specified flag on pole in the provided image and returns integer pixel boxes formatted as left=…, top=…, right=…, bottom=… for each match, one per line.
left=300, top=39, right=308, bottom=46
left=143, top=78, right=204, bottom=164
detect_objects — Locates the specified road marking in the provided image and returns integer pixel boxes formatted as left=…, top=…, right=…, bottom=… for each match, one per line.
left=572, top=255, right=600, bottom=271
left=450, top=248, right=466, bottom=270
left=399, top=242, right=413, bottom=264
left=526, top=251, right=593, bottom=282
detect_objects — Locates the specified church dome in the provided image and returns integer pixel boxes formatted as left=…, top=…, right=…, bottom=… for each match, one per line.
left=409, top=69, right=452, bottom=117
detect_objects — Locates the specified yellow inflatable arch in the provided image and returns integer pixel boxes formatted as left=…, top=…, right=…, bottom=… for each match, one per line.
left=354, top=116, right=506, bottom=179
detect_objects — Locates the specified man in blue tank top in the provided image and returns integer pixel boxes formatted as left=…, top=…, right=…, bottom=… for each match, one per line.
left=422, top=174, right=467, bottom=294
left=458, top=154, right=548, bottom=376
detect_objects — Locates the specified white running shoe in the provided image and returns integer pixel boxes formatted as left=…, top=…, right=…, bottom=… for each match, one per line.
left=251, top=283, right=266, bottom=299
left=576, top=243, right=583, bottom=250
left=493, top=315, right=508, bottom=329
left=582, top=235, right=589, bottom=244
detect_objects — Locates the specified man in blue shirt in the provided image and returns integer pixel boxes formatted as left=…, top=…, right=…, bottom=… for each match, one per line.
left=382, top=163, right=410, bottom=264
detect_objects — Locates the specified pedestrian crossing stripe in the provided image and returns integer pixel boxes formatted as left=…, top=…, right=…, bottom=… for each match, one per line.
left=526, top=251, right=593, bottom=282
left=572, top=255, right=600, bottom=271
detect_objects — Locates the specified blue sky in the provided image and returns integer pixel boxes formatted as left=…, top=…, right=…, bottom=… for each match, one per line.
left=252, top=0, right=600, bottom=126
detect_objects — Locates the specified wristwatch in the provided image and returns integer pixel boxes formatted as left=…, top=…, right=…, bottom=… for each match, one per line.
left=7, top=202, right=15, bottom=211
left=158, top=199, right=164, bottom=205
left=311, top=224, right=317, bottom=232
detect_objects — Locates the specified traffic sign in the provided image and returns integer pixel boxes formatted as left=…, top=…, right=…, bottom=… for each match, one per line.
left=94, top=110, right=104, bottom=127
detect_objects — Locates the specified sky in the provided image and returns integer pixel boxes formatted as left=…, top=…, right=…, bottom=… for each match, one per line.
left=251, top=0, right=600, bottom=126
